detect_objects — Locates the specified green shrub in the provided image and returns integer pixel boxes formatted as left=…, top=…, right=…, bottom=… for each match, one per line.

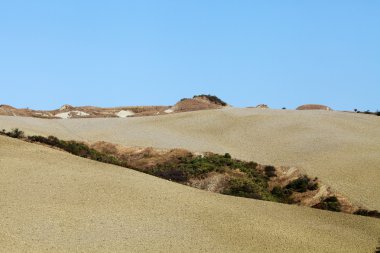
left=354, top=209, right=380, bottom=218
left=270, top=176, right=319, bottom=203
left=148, top=152, right=277, bottom=201
left=245, top=161, right=258, bottom=169
left=312, top=196, right=341, bottom=212
left=264, top=166, right=276, bottom=177
left=28, top=135, right=62, bottom=147
left=224, top=153, right=231, bottom=159
left=27, top=135, right=120, bottom=166
left=270, top=186, right=293, bottom=203
left=223, top=178, right=264, bottom=200
left=285, top=176, right=318, bottom=193
left=271, top=186, right=285, bottom=197
left=151, top=164, right=188, bottom=182
left=147, top=154, right=230, bottom=181
left=5, top=128, right=24, bottom=138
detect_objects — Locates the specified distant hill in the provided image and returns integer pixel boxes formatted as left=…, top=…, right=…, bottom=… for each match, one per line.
left=0, top=95, right=228, bottom=119
left=296, top=104, right=333, bottom=111
left=170, top=94, right=228, bottom=113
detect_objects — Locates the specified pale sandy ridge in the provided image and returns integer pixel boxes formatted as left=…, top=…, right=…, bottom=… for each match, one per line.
left=0, top=95, right=226, bottom=118
left=1, top=108, right=380, bottom=210
left=1, top=136, right=379, bottom=252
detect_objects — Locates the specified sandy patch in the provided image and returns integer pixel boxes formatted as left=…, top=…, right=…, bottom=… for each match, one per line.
left=116, top=110, right=135, bottom=118
left=55, top=111, right=90, bottom=119
left=74, top=111, right=90, bottom=116
left=164, top=108, right=174, bottom=113
left=55, top=112, right=71, bottom=119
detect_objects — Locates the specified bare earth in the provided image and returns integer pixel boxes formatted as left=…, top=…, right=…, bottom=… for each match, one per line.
left=1, top=108, right=379, bottom=210
left=1, top=136, right=379, bottom=252
left=0, top=96, right=224, bottom=118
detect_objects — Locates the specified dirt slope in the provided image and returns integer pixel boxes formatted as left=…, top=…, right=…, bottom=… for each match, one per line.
left=1, top=108, right=380, bottom=210
left=170, top=96, right=226, bottom=112
left=1, top=136, right=379, bottom=252
left=296, top=104, right=333, bottom=110
left=0, top=96, right=227, bottom=118
left=0, top=104, right=170, bottom=118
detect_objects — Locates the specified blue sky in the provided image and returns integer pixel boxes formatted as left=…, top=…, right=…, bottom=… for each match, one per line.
left=0, top=1, right=379, bottom=111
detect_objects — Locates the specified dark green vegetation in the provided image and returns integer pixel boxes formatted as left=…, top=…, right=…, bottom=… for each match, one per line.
left=312, top=196, right=341, bottom=212
left=285, top=176, right=318, bottom=193
left=1, top=128, right=379, bottom=218
left=1, top=128, right=24, bottom=138
left=270, top=176, right=318, bottom=204
left=354, top=209, right=380, bottom=219
left=270, top=186, right=292, bottom=204
left=193, top=94, right=227, bottom=106
left=151, top=153, right=236, bottom=182
left=27, top=135, right=121, bottom=165
left=264, top=165, right=276, bottom=177
left=222, top=178, right=275, bottom=201
left=149, top=153, right=276, bottom=201
left=354, top=109, right=380, bottom=116
left=375, top=239, right=380, bottom=253
left=0, top=129, right=301, bottom=203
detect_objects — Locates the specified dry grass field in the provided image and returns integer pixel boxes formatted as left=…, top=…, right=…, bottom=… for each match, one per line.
left=1, top=108, right=379, bottom=210
left=1, top=135, right=379, bottom=252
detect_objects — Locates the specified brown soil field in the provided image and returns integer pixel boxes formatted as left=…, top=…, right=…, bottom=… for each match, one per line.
left=1, top=108, right=379, bottom=211
left=1, top=135, right=379, bottom=252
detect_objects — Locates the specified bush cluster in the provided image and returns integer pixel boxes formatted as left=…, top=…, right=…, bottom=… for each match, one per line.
left=285, top=176, right=318, bottom=193
left=3, top=129, right=380, bottom=219
left=193, top=94, right=227, bottom=106
left=312, top=196, right=341, bottom=212
left=355, top=110, right=380, bottom=116
left=149, top=153, right=250, bottom=181
left=149, top=152, right=273, bottom=201
left=270, top=176, right=319, bottom=203
left=27, top=135, right=120, bottom=165
left=353, top=209, right=380, bottom=219
left=1, top=128, right=24, bottom=138
left=270, top=186, right=293, bottom=203
left=264, top=166, right=276, bottom=177
left=151, top=165, right=188, bottom=182
left=223, top=178, right=265, bottom=200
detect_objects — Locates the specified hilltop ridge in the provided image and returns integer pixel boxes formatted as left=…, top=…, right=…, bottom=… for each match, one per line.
left=0, top=94, right=228, bottom=119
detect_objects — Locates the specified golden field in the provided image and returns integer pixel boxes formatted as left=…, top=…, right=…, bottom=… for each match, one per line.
left=0, top=135, right=379, bottom=252
left=1, top=108, right=379, bottom=210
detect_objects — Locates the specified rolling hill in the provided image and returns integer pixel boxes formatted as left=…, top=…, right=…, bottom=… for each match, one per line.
left=1, top=107, right=379, bottom=210
left=0, top=135, right=379, bottom=252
